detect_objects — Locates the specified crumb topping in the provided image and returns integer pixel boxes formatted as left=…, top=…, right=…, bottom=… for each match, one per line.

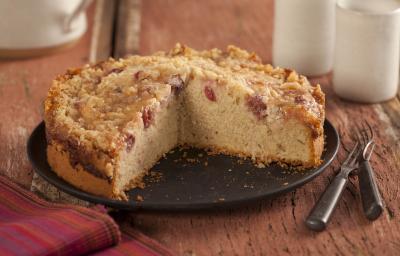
left=45, top=44, right=325, bottom=155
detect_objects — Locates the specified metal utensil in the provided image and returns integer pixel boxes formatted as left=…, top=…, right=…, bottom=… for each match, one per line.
left=305, top=142, right=361, bottom=231
left=355, top=121, right=383, bottom=220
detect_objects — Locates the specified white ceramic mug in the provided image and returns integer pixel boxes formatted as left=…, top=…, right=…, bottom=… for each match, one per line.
left=0, top=0, right=92, bottom=57
left=333, top=0, right=400, bottom=103
left=272, top=0, right=336, bottom=76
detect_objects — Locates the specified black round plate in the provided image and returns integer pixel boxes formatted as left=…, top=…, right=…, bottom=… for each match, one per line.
left=27, top=120, right=339, bottom=211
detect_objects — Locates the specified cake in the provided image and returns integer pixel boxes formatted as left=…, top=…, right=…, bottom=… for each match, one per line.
left=44, top=44, right=325, bottom=200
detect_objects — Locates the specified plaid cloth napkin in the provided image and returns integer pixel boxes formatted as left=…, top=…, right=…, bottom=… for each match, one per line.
left=0, top=175, right=174, bottom=256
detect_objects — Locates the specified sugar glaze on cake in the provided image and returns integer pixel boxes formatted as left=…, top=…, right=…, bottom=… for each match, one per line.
left=44, top=44, right=325, bottom=199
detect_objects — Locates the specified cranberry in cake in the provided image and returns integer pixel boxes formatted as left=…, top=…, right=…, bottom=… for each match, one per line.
left=44, top=44, right=325, bottom=200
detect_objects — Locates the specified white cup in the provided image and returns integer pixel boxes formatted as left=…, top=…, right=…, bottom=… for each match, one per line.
left=0, top=0, right=92, bottom=58
left=273, top=0, right=336, bottom=76
left=333, top=0, right=400, bottom=103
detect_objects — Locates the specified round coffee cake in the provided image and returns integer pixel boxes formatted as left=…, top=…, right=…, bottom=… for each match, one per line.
left=44, top=44, right=325, bottom=199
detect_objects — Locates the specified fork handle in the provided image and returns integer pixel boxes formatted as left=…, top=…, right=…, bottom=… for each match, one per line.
left=358, top=160, right=383, bottom=220
left=305, top=174, right=348, bottom=232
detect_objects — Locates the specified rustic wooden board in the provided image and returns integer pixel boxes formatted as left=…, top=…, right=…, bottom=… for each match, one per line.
left=0, top=0, right=399, bottom=255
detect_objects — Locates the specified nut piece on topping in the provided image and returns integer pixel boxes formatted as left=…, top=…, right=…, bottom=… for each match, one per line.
left=246, top=95, right=267, bottom=120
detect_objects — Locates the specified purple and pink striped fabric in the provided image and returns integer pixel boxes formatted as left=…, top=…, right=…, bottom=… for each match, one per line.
left=0, top=175, right=174, bottom=256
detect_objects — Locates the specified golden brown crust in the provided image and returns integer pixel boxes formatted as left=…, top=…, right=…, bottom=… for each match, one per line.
left=310, top=133, right=324, bottom=167
left=47, top=140, right=156, bottom=200
left=47, top=142, right=117, bottom=199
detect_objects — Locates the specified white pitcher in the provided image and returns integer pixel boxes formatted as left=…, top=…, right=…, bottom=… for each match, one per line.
left=333, top=0, right=400, bottom=103
left=273, top=0, right=336, bottom=76
left=0, top=0, right=92, bottom=58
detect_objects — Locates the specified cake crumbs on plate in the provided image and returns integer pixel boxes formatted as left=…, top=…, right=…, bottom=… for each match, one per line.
left=147, top=171, right=163, bottom=183
left=186, top=158, right=199, bottom=163
left=206, top=150, right=218, bottom=156
left=256, top=162, right=266, bottom=168
left=283, top=182, right=289, bottom=186
left=237, top=159, right=244, bottom=164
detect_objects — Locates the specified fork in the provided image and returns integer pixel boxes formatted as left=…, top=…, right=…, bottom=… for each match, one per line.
left=355, top=121, right=383, bottom=220
left=305, top=142, right=361, bottom=232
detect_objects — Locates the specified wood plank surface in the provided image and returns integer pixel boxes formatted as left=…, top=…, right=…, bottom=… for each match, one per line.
left=0, top=0, right=399, bottom=255
left=140, top=0, right=273, bottom=62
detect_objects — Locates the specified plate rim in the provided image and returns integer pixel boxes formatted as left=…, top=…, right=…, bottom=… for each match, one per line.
left=27, top=120, right=339, bottom=211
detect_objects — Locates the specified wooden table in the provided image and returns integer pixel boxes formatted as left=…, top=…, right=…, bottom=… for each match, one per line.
left=1, top=1, right=399, bottom=255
